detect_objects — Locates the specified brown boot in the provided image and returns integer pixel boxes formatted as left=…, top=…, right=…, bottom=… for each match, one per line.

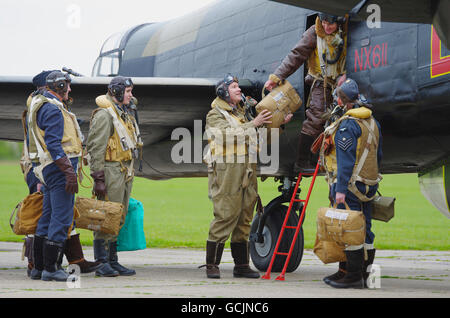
left=231, top=242, right=260, bottom=278
left=64, top=233, right=103, bottom=274
left=200, top=241, right=224, bottom=279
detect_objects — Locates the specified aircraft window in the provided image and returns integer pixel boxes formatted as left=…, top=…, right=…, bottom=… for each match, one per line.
left=101, top=31, right=125, bottom=54
left=94, top=52, right=120, bottom=77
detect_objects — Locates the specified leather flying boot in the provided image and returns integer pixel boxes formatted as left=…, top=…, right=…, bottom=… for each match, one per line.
left=56, top=240, right=66, bottom=271
left=323, top=261, right=347, bottom=285
left=200, top=241, right=225, bottom=279
left=41, top=240, right=69, bottom=282
left=231, top=242, right=260, bottom=278
left=93, top=239, right=119, bottom=277
left=24, top=236, right=34, bottom=277
left=64, top=233, right=103, bottom=274
left=30, top=235, right=45, bottom=280
left=293, top=133, right=316, bottom=174
left=328, top=248, right=364, bottom=289
left=363, top=249, right=376, bottom=288
left=108, top=241, right=136, bottom=276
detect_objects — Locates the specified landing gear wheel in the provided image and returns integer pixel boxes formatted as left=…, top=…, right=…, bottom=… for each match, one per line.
left=249, top=204, right=304, bottom=273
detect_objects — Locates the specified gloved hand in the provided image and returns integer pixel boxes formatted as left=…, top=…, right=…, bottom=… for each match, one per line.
left=263, top=79, right=277, bottom=92
left=54, top=156, right=78, bottom=194
left=91, top=170, right=107, bottom=198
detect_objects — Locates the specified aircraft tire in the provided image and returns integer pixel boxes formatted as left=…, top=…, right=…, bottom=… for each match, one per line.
left=249, top=204, right=304, bottom=273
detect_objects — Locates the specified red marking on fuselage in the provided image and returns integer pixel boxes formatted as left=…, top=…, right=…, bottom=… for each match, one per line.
left=354, top=42, right=388, bottom=72
left=430, top=26, right=450, bottom=78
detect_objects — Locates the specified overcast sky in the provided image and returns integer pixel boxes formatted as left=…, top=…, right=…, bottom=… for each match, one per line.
left=0, top=0, right=216, bottom=77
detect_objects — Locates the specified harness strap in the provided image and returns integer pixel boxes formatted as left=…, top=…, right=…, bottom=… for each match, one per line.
left=348, top=117, right=381, bottom=202
left=101, top=103, right=141, bottom=179
left=323, top=115, right=381, bottom=202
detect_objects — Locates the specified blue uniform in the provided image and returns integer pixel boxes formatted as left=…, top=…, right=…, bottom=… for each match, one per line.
left=33, top=91, right=78, bottom=243
left=26, top=169, right=40, bottom=194
left=331, top=117, right=383, bottom=245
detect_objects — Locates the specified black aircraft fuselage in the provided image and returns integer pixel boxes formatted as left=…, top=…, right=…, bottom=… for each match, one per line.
left=92, top=0, right=450, bottom=176
left=1, top=0, right=450, bottom=178
left=0, top=0, right=450, bottom=178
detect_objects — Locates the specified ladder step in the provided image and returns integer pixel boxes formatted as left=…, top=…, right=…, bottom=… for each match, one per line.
left=262, top=159, right=320, bottom=281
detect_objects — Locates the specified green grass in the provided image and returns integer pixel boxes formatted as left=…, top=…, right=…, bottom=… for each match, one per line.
left=0, top=141, right=21, bottom=160
left=1, top=161, right=448, bottom=250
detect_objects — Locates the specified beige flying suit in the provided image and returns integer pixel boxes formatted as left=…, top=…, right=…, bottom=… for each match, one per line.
left=205, top=97, right=259, bottom=244
left=86, top=95, right=138, bottom=243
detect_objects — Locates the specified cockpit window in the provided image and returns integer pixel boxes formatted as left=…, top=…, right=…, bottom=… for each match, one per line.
left=92, top=51, right=120, bottom=77
left=101, top=31, right=125, bottom=54
left=92, top=24, right=151, bottom=77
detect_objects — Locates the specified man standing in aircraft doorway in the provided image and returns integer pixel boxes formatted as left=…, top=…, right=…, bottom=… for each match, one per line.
left=86, top=76, right=143, bottom=277
left=265, top=13, right=348, bottom=172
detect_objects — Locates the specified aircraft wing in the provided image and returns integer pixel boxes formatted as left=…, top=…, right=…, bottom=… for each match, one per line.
left=270, top=0, right=450, bottom=49
left=0, top=75, right=259, bottom=179
left=0, top=75, right=226, bottom=143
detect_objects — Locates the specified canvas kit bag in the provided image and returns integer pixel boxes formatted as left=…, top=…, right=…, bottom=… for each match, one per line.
left=372, top=191, right=395, bottom=222
left=256, top=80, right=302, bottom=129
left=10, top=191, right=43, bottom=235
left=313, top=234, right=346, bottom=264
left=316, top=203, right=366, bottom=246
left=314, top=203, right=366, bottom=263
left=74, top=196, right=124, bottom=235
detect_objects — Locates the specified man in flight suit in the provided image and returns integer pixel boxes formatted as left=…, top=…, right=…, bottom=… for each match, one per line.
left=27, top=71, right=83, bottom=281
left=87, top=76, right=142, bottom=277
left=202, top=74, right=292, bottom=279
left=321, top=78, right=382, bottom=288
left=265, top=13, right=348, bottom=172
left=22, top=70, right=101, bottom=278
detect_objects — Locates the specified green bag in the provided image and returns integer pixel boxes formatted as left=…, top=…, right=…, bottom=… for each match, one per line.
left=372, top=191, right=395, bottom=222
left=117, top=198, right=147, bottom=251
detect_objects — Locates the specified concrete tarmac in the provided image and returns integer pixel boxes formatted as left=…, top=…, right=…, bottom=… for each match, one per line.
left=0, top=241, right=448, bottom=299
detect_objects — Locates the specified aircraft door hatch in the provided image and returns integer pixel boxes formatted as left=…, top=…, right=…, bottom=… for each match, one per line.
left=303, top=13, right=318, bottom=108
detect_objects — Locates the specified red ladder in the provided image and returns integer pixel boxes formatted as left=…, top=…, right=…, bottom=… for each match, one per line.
left=261, top=160, right=320, bottom=281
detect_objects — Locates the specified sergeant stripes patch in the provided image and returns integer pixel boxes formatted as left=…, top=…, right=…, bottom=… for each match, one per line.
left=337, top=137, right=352, bottom=151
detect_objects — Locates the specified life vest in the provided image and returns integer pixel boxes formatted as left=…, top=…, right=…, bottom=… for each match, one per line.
left=307, top=16, right=347, bottom=81
left=204, top=97, right=258, bottom=165
left=19, top=95, right=33, bottom=180
left=321, top=107, right=382, bottom=202
left=92, top=95, right=143, bottom=177
left=27, top=93, right=83, bottom=170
